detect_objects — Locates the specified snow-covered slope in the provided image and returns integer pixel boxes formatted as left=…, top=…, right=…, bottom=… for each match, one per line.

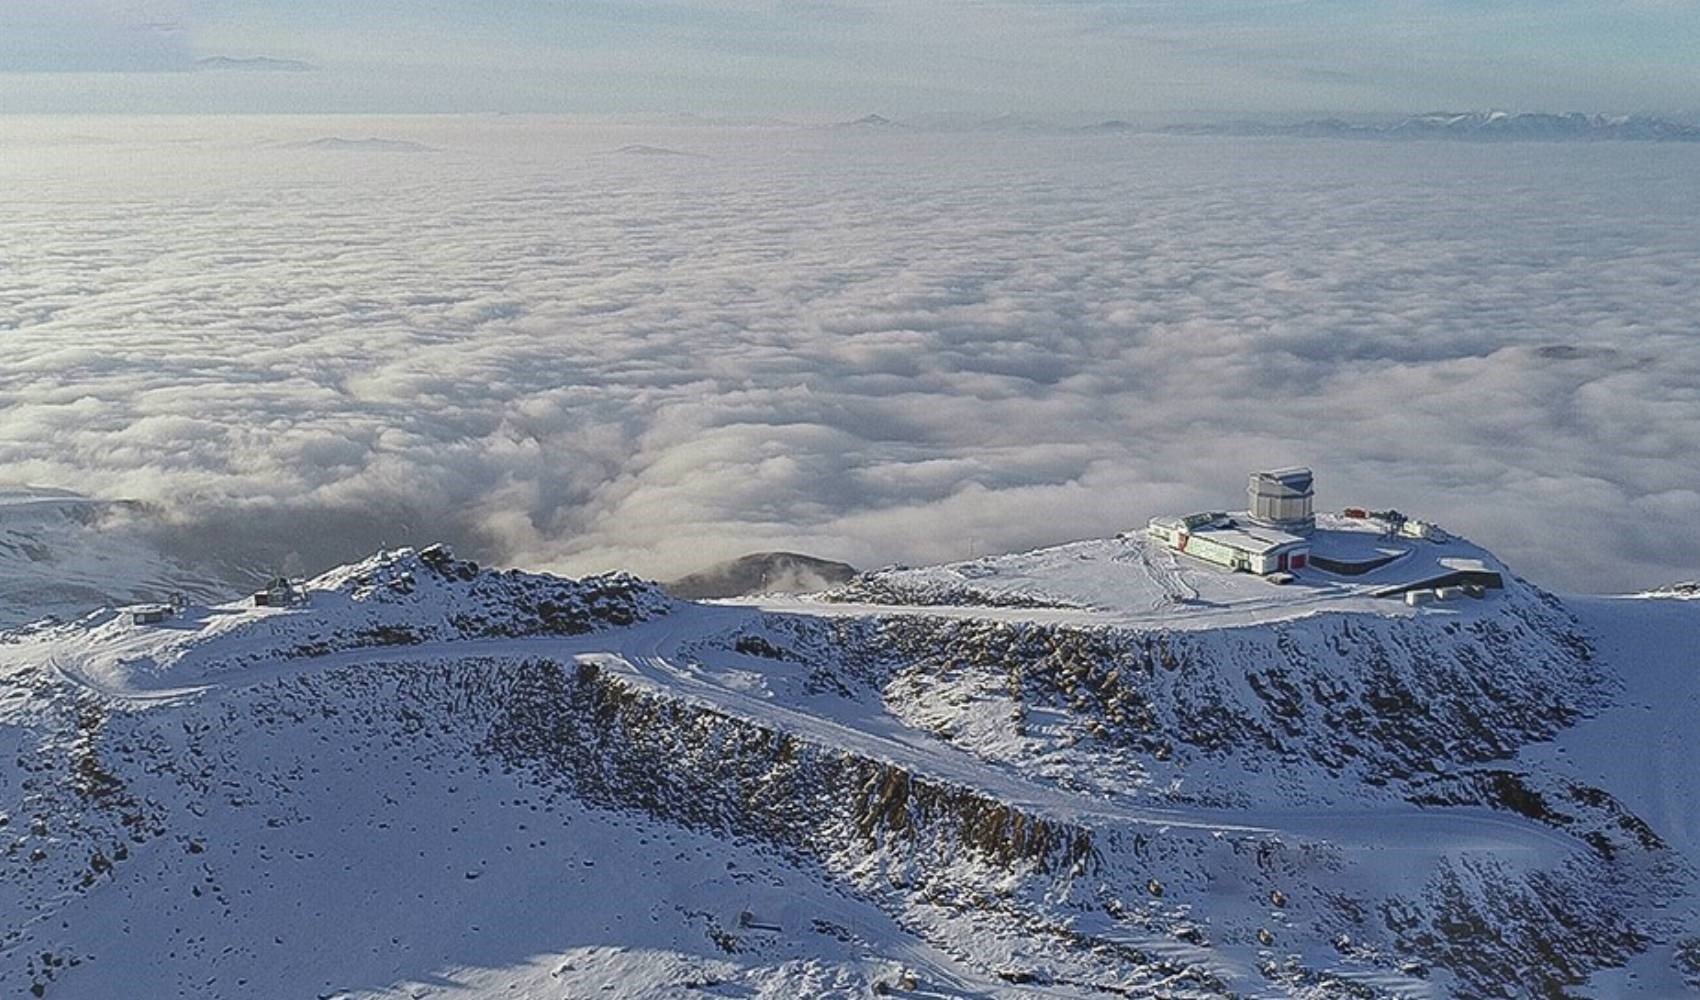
left=1516, top=594, right=1700, bottom=995
left=0, top=534, right=1694, bottom=998
left=0, top=487, right=245, bottom=630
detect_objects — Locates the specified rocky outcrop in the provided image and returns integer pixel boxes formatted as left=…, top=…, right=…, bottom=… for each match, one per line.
left=233, top=546, right=674, bottom=662
left=838, top=588, right=1598, bottom=800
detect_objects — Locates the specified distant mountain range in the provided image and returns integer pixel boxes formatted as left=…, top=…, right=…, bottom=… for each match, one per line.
left=193, top=56, right=314, bottom=73
left=286, top=136, right=435, bottom=153
left=0, top=487, right=249, bottom=629
left=819, top=110, right=1700, bottom=141
left=1163, top=110, right=1700, bottom=142
left=832, top=113, right=903, bottom=129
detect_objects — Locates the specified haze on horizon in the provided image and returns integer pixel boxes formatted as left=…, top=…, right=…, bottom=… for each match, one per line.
left=2, top=1, right=1699, bottom=117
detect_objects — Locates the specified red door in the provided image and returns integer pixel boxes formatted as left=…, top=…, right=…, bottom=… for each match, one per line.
left=1278, top=553, right=1289, bottom=572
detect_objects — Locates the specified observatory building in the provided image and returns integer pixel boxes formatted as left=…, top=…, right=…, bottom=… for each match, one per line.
left=1146, top=467, right=1317, bottom=577
left=1145, top=467, right=1497, bottom=594
left=1246, top=467, right=1315, bottom=534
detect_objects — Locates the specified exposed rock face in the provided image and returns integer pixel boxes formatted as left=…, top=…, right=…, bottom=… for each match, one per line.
left=1638, top=581, right=1699, bottom=599
left=824, top=574, right=1076, bottom=609
left=849, top=588, right=1596, bottom=793
left=244, top=544, right=674, bottom=659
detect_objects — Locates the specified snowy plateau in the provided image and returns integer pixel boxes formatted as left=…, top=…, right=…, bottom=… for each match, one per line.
left=0, top=509, right=1697, bottom=999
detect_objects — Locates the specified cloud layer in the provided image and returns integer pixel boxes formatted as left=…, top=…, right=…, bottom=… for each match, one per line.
left=2, top=116, right=1697, bottom=593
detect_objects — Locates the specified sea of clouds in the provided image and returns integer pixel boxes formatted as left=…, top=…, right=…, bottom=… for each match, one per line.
left=1, top=115, right=1696, bottom=593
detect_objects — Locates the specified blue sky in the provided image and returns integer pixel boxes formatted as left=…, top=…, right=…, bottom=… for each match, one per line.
left=2, top=1, right=1697, bottom=116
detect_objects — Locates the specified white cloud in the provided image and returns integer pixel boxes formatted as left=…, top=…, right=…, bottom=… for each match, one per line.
left=1, top=116, right=1697, bottom=593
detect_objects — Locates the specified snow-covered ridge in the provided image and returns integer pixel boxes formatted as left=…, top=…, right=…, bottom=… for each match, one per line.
left=27, top=544, right=671, bottom=698
left=306, top=543, right=670, bottom=643
left=1633, top=581, right=1699, bottom=600
left=1, top=531, right=1695, bottom=997
left=829, top=586, right=1597, bottom=797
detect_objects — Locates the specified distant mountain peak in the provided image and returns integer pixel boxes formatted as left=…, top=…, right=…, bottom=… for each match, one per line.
left=835, top=113, right=900, bottom=128
left=194, top=55, right=314, bottom=73
left=664, top=551, right=857, bottom=599
left=612, top=144, right=706, bottom=158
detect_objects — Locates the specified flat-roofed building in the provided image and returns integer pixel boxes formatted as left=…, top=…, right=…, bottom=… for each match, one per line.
left=126, top=604, right=172, bottom=625
left=1148, top=512, right=1311, bottom=575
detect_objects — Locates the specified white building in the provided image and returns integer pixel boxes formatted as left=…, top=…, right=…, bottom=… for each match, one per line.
left=1146, top=468, right=1320, bottom=576
left=1147, top=510, right=1311, bottom=576
left=1398, top=518, right=1448, bottom=542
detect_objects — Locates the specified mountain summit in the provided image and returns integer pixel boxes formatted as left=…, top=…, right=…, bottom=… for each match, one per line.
left=2, top=527, right=1696, bottom=997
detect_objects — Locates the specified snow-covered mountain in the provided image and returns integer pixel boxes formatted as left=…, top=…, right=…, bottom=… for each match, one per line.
left=1165, top=111, right=1700, bottom=142
left=665, top=551, right=859, bottom=600
left=0, top=487, right=251, bottom=630
left=1, top=526, right=1696, bottom=998
left=1636, top=581, right=1698, bottom=600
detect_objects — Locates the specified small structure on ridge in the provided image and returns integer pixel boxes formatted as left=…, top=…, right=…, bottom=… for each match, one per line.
left=126, top=604, right=173, bottom=626
left=252, top=577, right=302, bottom=608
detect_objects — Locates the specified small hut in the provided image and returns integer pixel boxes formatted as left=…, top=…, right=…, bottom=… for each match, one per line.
left=128, top=604, right=173, bottom=626
left=252, top=577, right=301, bottom=608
